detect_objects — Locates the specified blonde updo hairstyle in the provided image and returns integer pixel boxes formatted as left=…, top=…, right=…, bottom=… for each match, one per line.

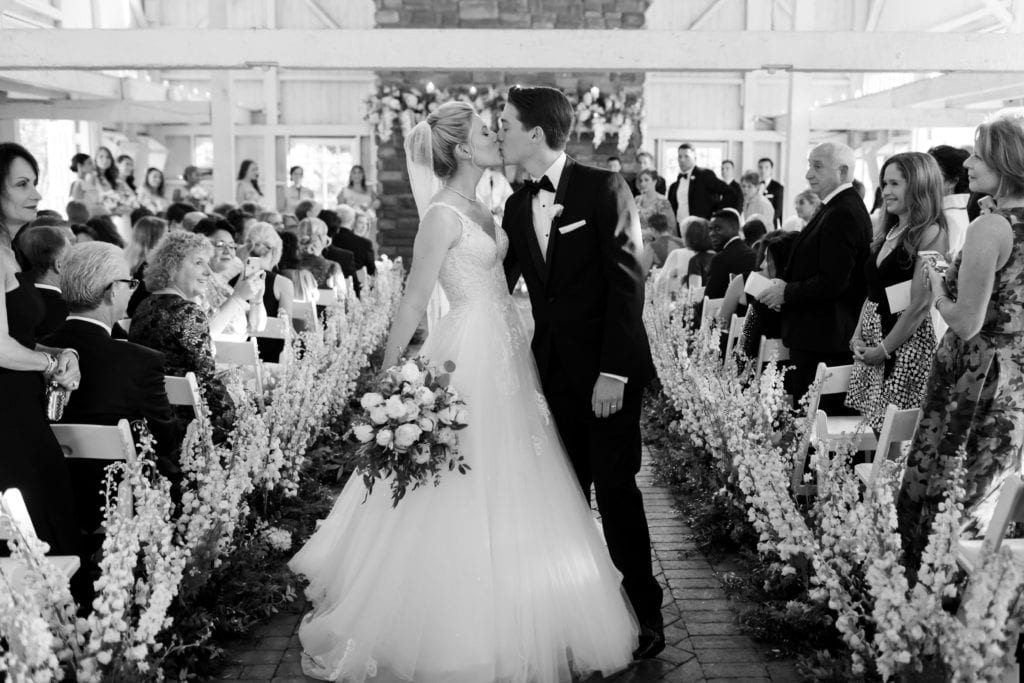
left=427, top=101, right=476, bottom=180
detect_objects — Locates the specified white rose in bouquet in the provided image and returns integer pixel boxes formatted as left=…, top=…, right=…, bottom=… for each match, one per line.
left=352, top=424, right=375, bottom=443
left=403, top=400, right=421, bottom=420
left=454, top=408, right=469, bottom=425
left=360, top=392, right=385, bottom=409
left=369, top=406, right=389, bottom=425
left=400, top=361, right=422, bottom=384
left=376, top=428, right=394, bottom=447
left=394, top=423, right=422, bottom=449
left=436, top=427, right=456, bottom=446
left=414, top=386, right=436, bottom=407
left=412, top=444, right=432, bottom=464
left=418, top=417, right=435, bottom=432
left=384, top=395, right=406, bottom=420
left=436, top=406, right=455, bottom=425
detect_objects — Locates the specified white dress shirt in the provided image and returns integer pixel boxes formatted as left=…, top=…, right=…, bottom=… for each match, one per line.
left=820, top=182, right=854, bottom=206
left=675, top=171, right=692, bottom=223
left=65, top=314, right=112, bottom=335
left=531, top=152, right=568, bottom=258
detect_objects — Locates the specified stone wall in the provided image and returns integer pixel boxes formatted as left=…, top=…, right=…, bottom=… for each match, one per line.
left=373, top=0, right=651, bottom=258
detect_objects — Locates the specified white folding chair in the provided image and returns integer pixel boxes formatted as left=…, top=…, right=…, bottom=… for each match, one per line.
left=214, top=338, right=264, bottom=404
left=754, top=336, right=790, bottom=374
left=854, top=404, right=922, bottom=493
left=723, top=313, right=746, bottom=362
left=0, top=488, right=80, bottom=588
left=957, top=474, right=1024, bottom=574
left=700, top=296, right=724, bottom=333
left=253, top=316, right=291, bottom=341
left=809, top=363, right=878, bottom=451
left=164, top=372, right=204, bottom=421
left=51, top=419, right=137, bottom=516
left=291, top=298, right=317, bottom=331
left=316, top=288, right=339, bottom=307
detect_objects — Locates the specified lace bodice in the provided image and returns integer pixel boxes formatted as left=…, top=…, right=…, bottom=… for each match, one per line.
left=427, top=202, right=510, bottom=309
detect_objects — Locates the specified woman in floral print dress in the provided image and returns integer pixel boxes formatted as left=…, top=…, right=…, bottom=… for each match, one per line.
left=897, top=110, right=1024, bottom=575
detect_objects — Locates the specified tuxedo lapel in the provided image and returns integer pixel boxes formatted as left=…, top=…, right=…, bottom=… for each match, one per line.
left=516, top=191, right=547, bottom=284
left=544, top=157, right=576, bottom=276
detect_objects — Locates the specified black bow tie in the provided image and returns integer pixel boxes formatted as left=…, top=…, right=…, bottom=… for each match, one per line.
left=524, top=176, right=556, bottom=195
left=678, top=172, right=690, bottom=181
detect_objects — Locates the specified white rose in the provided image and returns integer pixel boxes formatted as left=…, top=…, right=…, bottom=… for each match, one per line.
left=436, top=406, right=454, bottom=425
left=394, top=423, right=422, bottom=448
left=453, top=408, right=469, bottom=425
left=352, top=424, right=374, bottom=443
left=384, top=395, right=406, bottom=419
left=418, top=417, right=435, bottom=432
left=369, top=406, right=388, bottom=425
left=400, top=361, right=421, bottom=383
left=436, top=427, right=456, bottom=446
left=414, top=386, right=436, bottom=407
left=376, top=428, right=393, bottom=447
left=403, top=400, right=421, bottom=420
left=360, top=392, right=385, bottom=409
left=412, top=444, right=432, bottom=464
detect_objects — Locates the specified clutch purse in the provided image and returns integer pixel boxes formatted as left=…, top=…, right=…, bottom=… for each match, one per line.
left=45, top=381, right=69, bottom=422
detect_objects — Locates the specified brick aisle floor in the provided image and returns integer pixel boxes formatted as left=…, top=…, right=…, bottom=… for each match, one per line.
left=218, top=447, right=801, bottom=683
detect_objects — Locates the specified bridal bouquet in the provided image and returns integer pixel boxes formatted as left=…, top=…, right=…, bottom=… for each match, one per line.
left=349, top=357, right=470, bottom=507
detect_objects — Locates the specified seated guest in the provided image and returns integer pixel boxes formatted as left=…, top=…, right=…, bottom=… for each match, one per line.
left=335, top=204, right=377, bottom=277
left=66, top=199, right=91, bottom=226
left=84, top=215, right=125, bottom=248
left=242, top=221, right=295, bottom=362
left=641, top=213, right=685, bottom=276
left=705, top=209, right=756, bottom=299
left=193, top=216, right=266, bottom=339
left=258, top=210, right=285, bottom=232
left=296, top=217, right=344, bottom=291
left=129, top=206, right=153, bottom=228
left=182, top=211, right=206, bottom=232
left=318, top=209, right=361, bottom=294
left=42, top=241, right=181, bottom=537
left=128, top=231, right=235, bottom=436
left=165, top=201, right=194, bottom=232
left=282, top=212, right=299, bottom=232
left=295, top=199, right=319, bottom=222
left=278, top=230, right=318, bottom=306
left=742, top=217, right=768, bottom=249
left=17, top=225, right=70, bottom=337
left=124, top=216, right=168, bottom=317
left=225, top=207, right=255, bottom=241
left=739, top=231, right=798, bottom=359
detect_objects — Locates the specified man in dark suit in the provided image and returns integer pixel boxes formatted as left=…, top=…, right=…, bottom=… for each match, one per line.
left=721, top=159, right=744, bottom=209
left=758, top=142, right=871, bottom=405
left=668, top=143, right=739, bottom=222
left=705, top=209, right=757, bottom=299
left=758, top=157, right=785, bottom=228
left=41, top=242, right=181, bottom=534
left=333, top=204, right=377, bottom=278
left=17, top=225, right=69, bottom=337
left=499, top=85, right=664, bottom=659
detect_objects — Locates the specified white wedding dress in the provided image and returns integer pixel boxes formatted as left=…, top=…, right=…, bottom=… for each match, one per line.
left=289, top=202, right=639, bottom=682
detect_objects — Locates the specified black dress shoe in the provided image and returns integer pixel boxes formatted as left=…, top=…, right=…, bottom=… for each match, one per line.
left=632, top=624, right=666, bottom=660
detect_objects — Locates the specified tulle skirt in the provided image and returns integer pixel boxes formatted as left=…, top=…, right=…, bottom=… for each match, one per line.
left=289, top=299, right=638, bottom=682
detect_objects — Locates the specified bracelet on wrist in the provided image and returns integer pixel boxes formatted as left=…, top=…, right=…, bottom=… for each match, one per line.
left=879, top=340, right=891, bottom=359
left=60, top=347, right=79, bottom=361
left=40, top=351, right=57, bottom=376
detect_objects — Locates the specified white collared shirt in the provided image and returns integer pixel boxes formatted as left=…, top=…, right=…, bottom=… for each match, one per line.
left=34, top=283, right=61, bottom=293
left=723, top=235, right=744, bottom=250
left=65, top=315, right=112, bottom=335
left=675, top=169, right=692, bottom=222
left=820, top=182, right=853, bottom=206
left=531, top=152, right=568, bottom=258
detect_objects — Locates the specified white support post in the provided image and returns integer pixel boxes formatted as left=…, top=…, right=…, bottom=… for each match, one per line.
left=262, top=65, right=278, bottom=212
left=0, top=93, right=17, bottom=143
left=783, top=0, right=814, bottom=221
left=209, top=0, right=234, bottom=206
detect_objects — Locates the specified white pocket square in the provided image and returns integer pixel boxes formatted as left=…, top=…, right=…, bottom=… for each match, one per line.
left=558, top=220, right=587, bottom=235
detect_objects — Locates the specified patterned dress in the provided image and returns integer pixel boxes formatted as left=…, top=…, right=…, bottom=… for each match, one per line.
left=897, top=207, right=1024, bottom=570
left=846, top=241, right=936, bottom=429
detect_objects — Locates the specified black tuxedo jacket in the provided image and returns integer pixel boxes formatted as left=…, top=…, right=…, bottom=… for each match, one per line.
left=727, top=180, right=743, bottom=211
left=762, top=179, right=785, bottom=227
left=34, top=285, right=68, bottom=338
left=667, top=167, right=739, bottom=220
left=323, top=244, right=359, bottom=295
left=781, top=186, right=871, bottom=353
left=503, top=158, right=654, bottom=396
left=705, top=237, right=757, bottom=299
left=42, top=318, right=181, bottom=533
left=332, top=228, right=377, bottom=276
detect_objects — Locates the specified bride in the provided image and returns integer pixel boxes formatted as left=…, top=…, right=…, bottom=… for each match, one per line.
left=289, top=101, right=639, bottom=683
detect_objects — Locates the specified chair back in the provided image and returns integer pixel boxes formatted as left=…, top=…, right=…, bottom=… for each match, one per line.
left=723, top=313, right=745, bottom=362
left=214, top=338, right=264, bottom=401
left=700, top=296, right=724, bottom=332
left=164, top=372, right=204, bottom=420
left=51, top=419, right=136, bottom=462
left=317, top=288, right=339, bottom=307
left=291, top=298, right=317, bottom=331
left=688, top=274, right=703, bottom=289
left=806, top=363, right=854, bottom=419
left=754, top=336, right=789, bottom=374
left=688, top=285, right=705, bottom=305
left=978, top=475, right=1024, bottom=555
left=861, top=404, right=922, bottom=491
left=254, top=316, right=291, bottom=341
left=0, top=488, right=35, bottom=541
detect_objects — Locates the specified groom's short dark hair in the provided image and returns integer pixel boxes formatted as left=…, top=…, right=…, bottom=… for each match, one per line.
left=507, top=85, right=573, bottom=151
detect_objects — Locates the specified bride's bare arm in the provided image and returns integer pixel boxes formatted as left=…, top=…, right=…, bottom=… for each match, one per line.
left=381, top=208, right=461, bottom=368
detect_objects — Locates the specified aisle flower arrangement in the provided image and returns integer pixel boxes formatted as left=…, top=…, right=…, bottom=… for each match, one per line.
left=0, top=262, right=404, bottom=680
left=642, top=282, right=1024, bottom=680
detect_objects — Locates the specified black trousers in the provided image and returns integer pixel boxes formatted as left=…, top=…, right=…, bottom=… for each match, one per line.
left=542, top=358, right=664, bottom=629
left=787, top=347, right=856, bottom=415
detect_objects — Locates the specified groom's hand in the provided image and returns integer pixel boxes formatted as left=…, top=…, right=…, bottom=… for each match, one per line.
left=592, top=375, right=625, bottom=419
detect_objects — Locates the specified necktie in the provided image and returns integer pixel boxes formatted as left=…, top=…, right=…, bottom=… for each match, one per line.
left=524, top=176, right=556, bottom=195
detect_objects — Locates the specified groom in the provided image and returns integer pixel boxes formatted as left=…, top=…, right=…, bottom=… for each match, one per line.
left=499, top=85, right=664, bottom=659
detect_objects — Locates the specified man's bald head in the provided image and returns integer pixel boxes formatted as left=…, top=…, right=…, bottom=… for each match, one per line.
left=806, top=142, right=855, bottom=199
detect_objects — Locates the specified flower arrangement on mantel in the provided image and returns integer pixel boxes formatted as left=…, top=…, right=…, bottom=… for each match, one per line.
left=365, top=82, right=643, bottom=151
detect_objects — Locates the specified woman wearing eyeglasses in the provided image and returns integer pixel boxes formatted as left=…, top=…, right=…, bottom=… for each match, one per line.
left=192, top=216, right=266, bottom=341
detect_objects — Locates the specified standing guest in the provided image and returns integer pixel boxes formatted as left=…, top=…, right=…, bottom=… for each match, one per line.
left=137, top=167, right=169, bottom=215
left=172, top=165, right=211, bottom=211
left=668, top=143, right=737, bottom=223
left=846, top=152, right=948, bottom=429
left=336, top=164, right=380, bottom=215
left=740, top=170, right=776, bottom=225
left=66, top=199, right=90, bottom=226
left=898, top=110, right=1024, bottom=574
left=928, top=145, right=971, bottom=258
left=635, top=169, right=677, bottom=236
left=630, top=150, right=666, bottom=195
left=242, top=222, right=294, bottom=362
left=721, top=159, right=744, bottom=209
left=124, top=216, right=168, bottom=317
left=235, top=159, right=265, bottom=209
left=740, top=231, right=798, bottom=359
left=0, top=142, right=80, bottom=556
left=281, top=165, right=315, bottom=214
left=640, top=213, right=685, bottom=276
left=705, top=209, right=757, bottom=299
left=758, top=142, right=872, bottom=405
left=94, top=146, right=117, bottom=193
left=781, top=189, right=821, bottom=231
left=16, top=225, right=70, bottom=337
left=117, top=154, right=136, bottom=193
left=741, top=217, right=768, bottom=249
left=607, top=156, right=622, bottom=173
left=758, top=157, right=785, bottom=227
left=69, top=153, right=103, bottom=216
left=43, top=241, right=180, bottom=537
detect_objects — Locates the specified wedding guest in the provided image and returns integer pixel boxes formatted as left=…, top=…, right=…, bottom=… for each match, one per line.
left=630, top=150, right=665, bottom=195
left=69, top=153, right=103, bottom=216
left=166, top=202, right=193, bottom=232
left=758, top=142, right=872, bottom=405
left=740, top=170, right=776, bottom=225
left=336, top=164, right=380, bottom=214
left=94, top=146, right=117, bottom=193
left=282, top=165, right=315, bottom=214
left=928, top=144, right=971, bottom=257
left=278, top=229, right=318, bottom=307
left=235, top=159, right=265, bottom=209
left=182, top=211, right=206, bottom=232
left=128, top=231, right=234, bottom=435
left=17, top=225, right=70, bottom=337
left=225, top=207, right=255, bottom=240
left=781, top=189, right=821, bottom=231
left=0, top=142, right=80, bottom=556
left=66, top=199, right=90, bottom=225
left=334, top=203, right=377, bottom=277
left=172, top=165, right=211, bottom=211
left=845, top=152, right=948, bottom=429
left=898, top=110, right=1024, bottom=575
left=297, top=216, right=344, bottom=290
left=719, top=159, right=743, bottom=209
left=641, top=213, right=685, bottom=275
left=124, top=216, right=167, bottom=317
left=684, top=217, right=715, bottom=285
left=742, top=217, right=768, bottom=249
left=668, top=143, right=737, bottom=222
left=294, top=199, right=317, bottom=222
left=129, top=207, right=153, bottom=229
left=282, top=212, right=299, bottom=231
left=258, top=210, right=285, bottom=232
left=137, top=167, right=169, bottom=215
left=85, top=215, right=125, bottom=247
left=635, top=169, right=677, bottom=236
left=193, top=217, right=265, bottom=340
left=607, top=156, right=622, bottom=173
left=318, top=209, right=361, bottom=293
left=739, top=231, right=798, bottom=359
left=43, top=241, right=180, bottom=536
left=706, top=208, right=756, bottom=299
left=117, top=154, right=136, bottom=193
left=242, top=221, right=294, bottom=362
left=758, top=157, right=785, bottom=227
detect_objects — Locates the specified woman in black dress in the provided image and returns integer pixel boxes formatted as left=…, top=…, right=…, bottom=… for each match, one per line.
left=241, top=221, right=295, bottom=362
left=0, top=143, right=81, bottom=555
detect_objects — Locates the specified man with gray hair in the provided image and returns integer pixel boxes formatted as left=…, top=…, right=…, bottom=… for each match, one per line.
left=757, top=142, right=871, bottom=405
left=332, top=203, right=376, bottom=280
left=42, top=242, right=181, bottom=536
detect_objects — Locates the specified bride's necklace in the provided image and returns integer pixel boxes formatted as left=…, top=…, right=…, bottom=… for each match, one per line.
left=445, top=185, right=480, bottom=205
